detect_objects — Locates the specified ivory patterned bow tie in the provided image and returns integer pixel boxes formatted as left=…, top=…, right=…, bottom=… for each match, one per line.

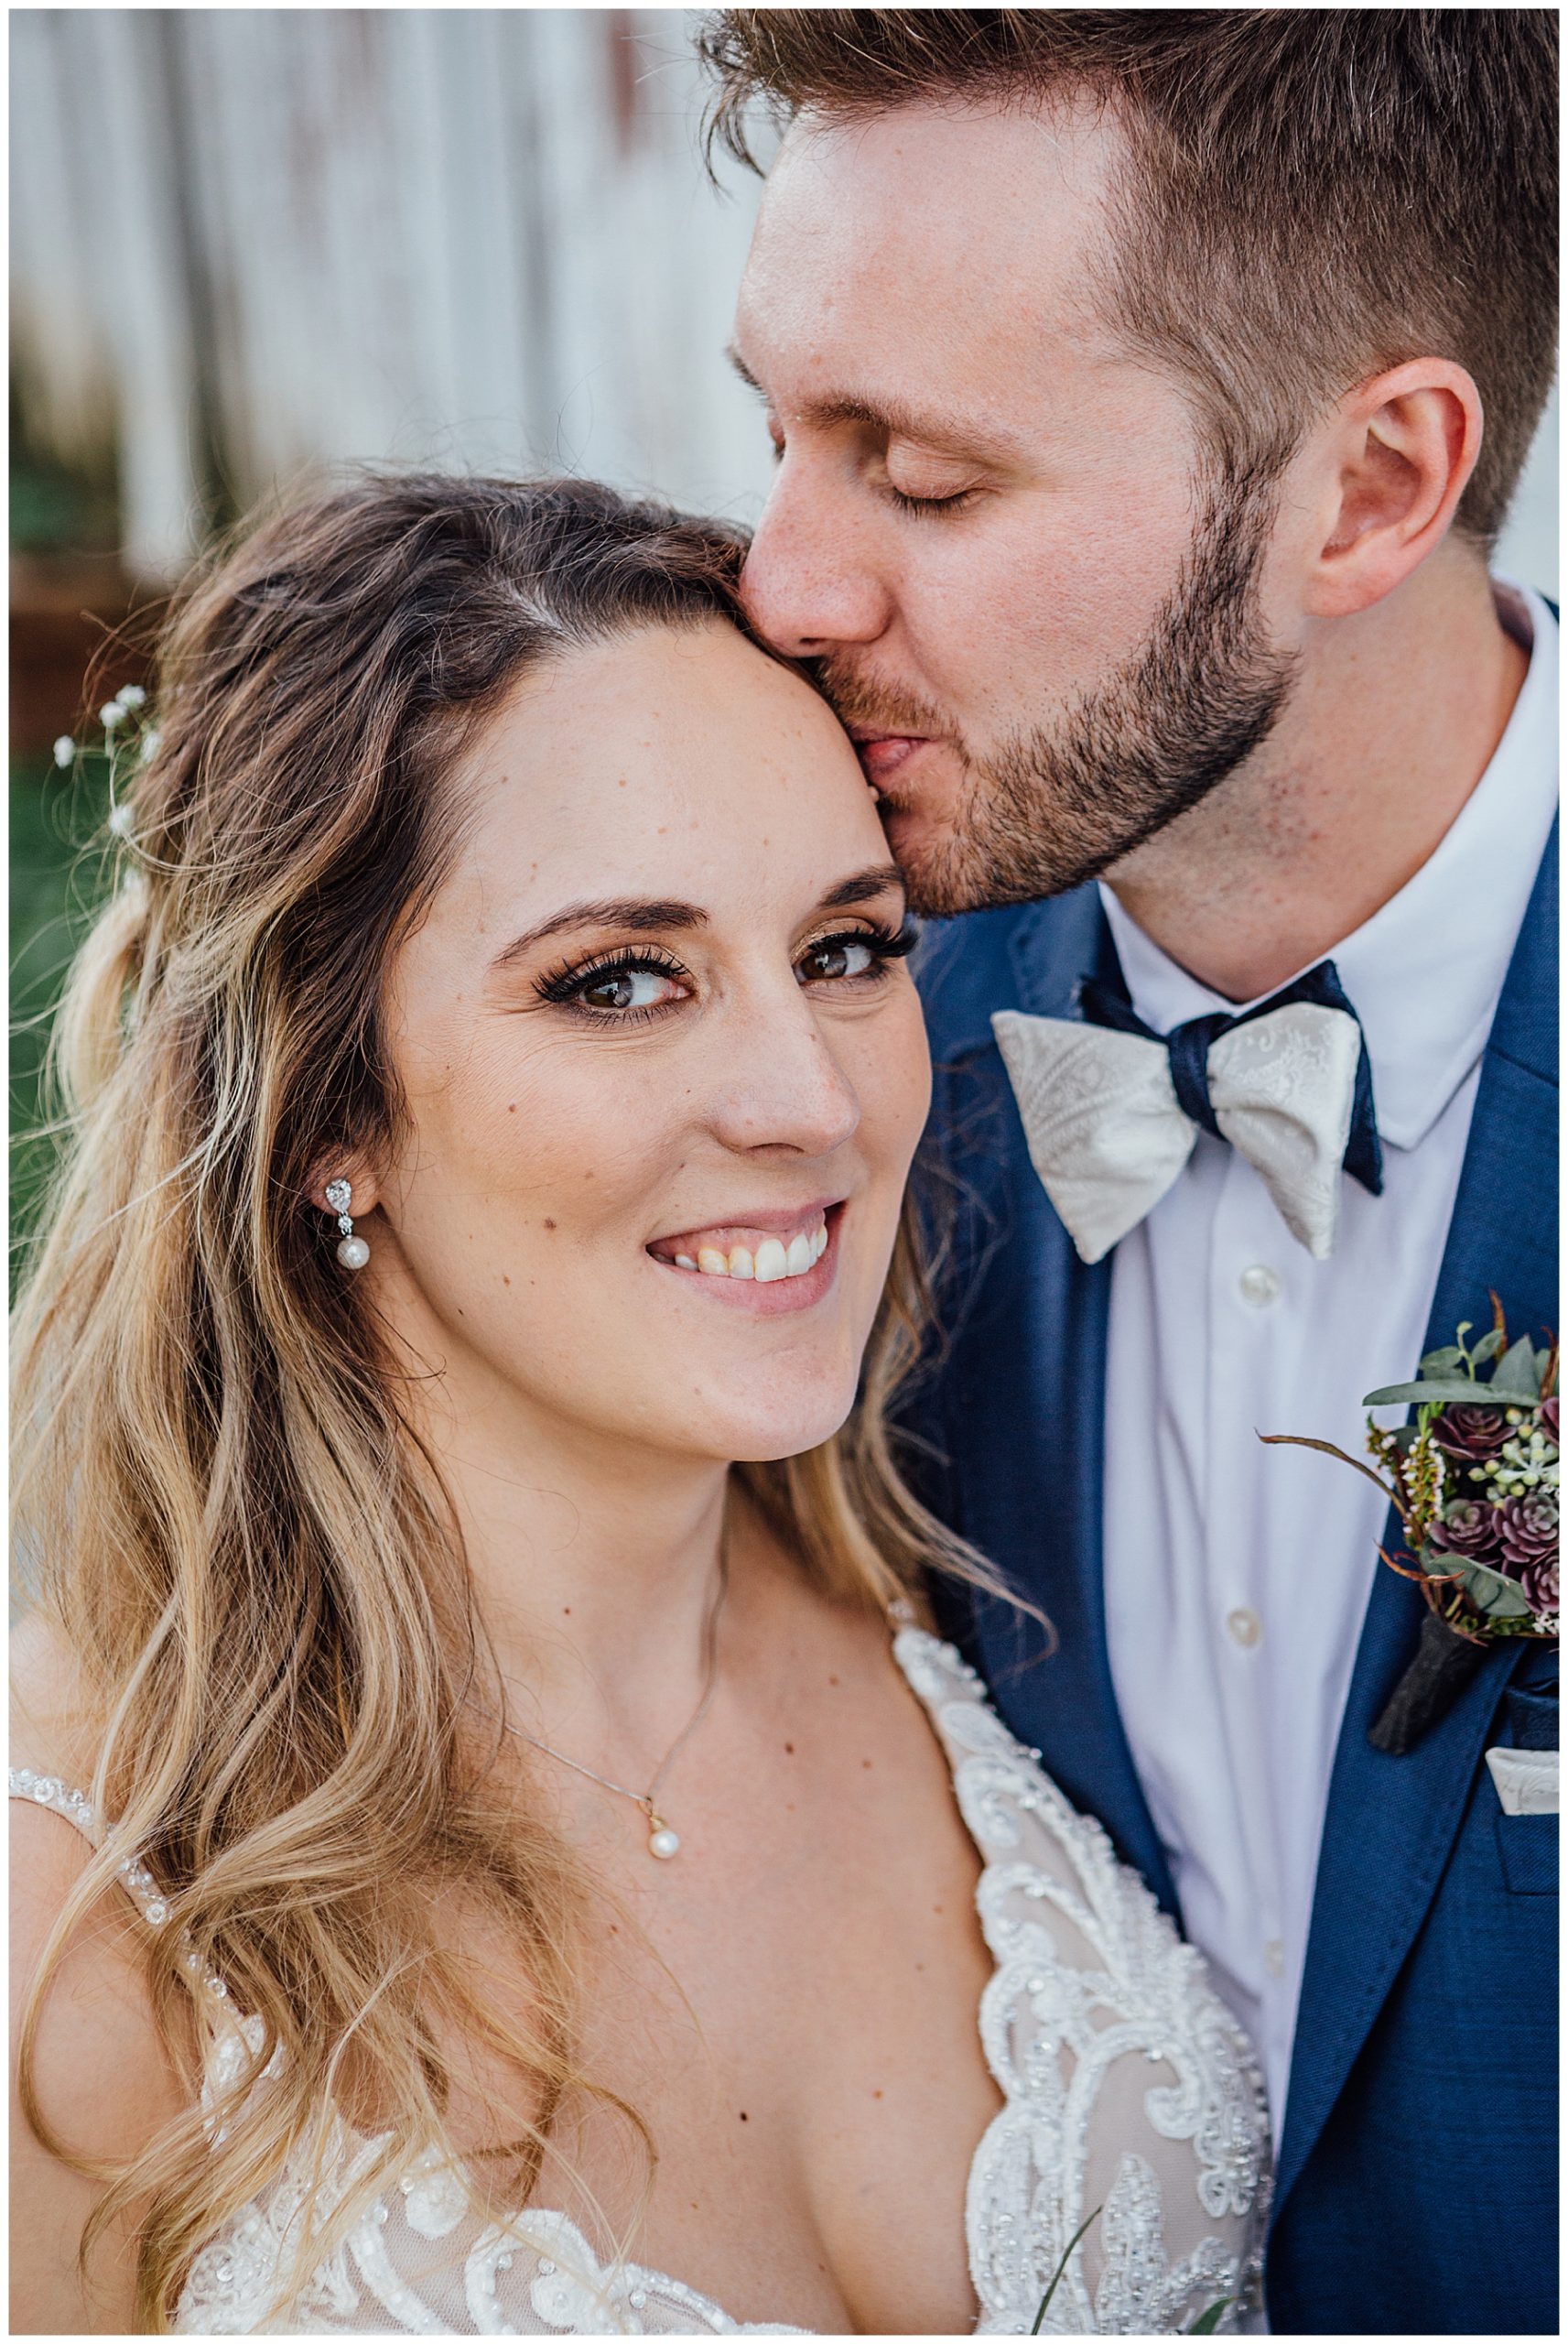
left=991, top=960, right=1383, bottom=1265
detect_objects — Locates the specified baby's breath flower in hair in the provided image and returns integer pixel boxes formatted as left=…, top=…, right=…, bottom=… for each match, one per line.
left=100, top=700, right=124, bottom=731
left=52, top=735, right=75, bottom=768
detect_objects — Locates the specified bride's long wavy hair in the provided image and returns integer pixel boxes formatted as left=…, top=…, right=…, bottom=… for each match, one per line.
left=12, top=472, right=997, bottom=2330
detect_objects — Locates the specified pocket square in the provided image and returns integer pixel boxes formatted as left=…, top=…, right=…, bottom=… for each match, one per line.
left=1485, top=1745, right=1559, bottom=1816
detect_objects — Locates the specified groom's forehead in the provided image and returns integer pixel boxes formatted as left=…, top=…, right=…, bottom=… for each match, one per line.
left=739, top=102, right=1124, bottom=372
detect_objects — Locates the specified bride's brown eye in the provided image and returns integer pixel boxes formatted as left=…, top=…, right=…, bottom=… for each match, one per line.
left=801, top=937, right=876, bottom=982
left=582, top=971, right=642, bottom=1010
left=797, top=922, right=917, bottom=987
left=574, top=963, right=687, bottom=1014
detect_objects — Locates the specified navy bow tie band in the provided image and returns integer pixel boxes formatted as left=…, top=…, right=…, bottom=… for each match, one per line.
left=1077, top=958, right=1384, bottom=1197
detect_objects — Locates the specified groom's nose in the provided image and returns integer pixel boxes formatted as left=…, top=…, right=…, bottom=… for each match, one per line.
left=742, top=469, right=893, bottom=658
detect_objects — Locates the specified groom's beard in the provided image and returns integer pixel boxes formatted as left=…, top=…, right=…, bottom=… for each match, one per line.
left=817, top=460, right=1301, bottom=915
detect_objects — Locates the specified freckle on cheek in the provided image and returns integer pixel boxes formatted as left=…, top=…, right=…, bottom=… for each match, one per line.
left=503, top=1275, right=511, bottom=1287
left=544, top=1219, right=557, bottom=1232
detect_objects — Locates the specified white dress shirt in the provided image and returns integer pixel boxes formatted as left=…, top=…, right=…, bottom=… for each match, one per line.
left=1099, top=582, right=1559, bottom=2140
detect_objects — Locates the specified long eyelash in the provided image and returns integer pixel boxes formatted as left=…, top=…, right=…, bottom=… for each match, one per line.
left=804, top=917, right=920, bottom=971
left=535, top=944, right=687, bottom=1007
left=886, top=486, right=979, bottom=517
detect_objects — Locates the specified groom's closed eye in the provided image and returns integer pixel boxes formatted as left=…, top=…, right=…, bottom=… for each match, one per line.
left=726, top=344, right=1022, bottom=474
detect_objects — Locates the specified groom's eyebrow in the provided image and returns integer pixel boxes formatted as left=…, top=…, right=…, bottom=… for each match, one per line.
left=727, top=345, right=1021, bottom=463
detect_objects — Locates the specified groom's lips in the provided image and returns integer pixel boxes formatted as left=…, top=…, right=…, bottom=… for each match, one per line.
left=849, top=731, right=932, bottom=787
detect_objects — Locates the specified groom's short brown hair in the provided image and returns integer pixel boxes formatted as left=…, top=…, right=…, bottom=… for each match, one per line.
left=699, top=8, right=1558, bottom=545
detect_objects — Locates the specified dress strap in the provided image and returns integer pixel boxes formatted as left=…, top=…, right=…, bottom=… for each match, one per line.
left=9, top=1767, right=173, bottom=1928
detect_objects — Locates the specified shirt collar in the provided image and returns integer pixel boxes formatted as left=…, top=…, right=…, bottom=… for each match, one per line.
left=1099, top=580, right=1559, bottom=1152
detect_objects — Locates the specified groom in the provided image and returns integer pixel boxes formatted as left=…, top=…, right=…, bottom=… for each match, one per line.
left=706, top=10, right=1558, bottom=2334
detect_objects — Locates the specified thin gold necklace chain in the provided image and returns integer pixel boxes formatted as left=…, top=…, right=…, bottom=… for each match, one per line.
left=484, top=1546, right=730, bottom=1860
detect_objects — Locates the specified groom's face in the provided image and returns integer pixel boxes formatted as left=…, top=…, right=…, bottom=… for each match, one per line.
left=733, top=103, right=1296, bottom=911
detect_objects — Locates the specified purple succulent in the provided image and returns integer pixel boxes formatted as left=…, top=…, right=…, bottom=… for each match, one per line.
left=1542, top=1395, right=1560, bottom=1448
left=1519, top=1555, right=1559, bottom=1619
left=1428, top=1497, right=1507, bottom=1564
left=1498, top=1491, right=1558, bottom=1572
left=1432, top=1404, right=1511, bottom=1462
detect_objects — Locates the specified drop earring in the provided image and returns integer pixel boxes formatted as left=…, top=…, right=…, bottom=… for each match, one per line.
left=325, top=1177, right=369, bottom=1272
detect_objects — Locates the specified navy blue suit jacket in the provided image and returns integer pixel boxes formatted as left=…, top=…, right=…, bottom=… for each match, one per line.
left=902, top=825, right=1558, bottom=2334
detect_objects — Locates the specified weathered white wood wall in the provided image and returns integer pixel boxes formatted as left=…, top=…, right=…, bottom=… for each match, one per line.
left=10, top=7, right=1557, bottom=592
left=11, top=8, right=776, bottom=579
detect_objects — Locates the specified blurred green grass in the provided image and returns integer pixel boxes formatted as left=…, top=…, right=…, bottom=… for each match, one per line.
left=11, top=752, right=114, bottom=1294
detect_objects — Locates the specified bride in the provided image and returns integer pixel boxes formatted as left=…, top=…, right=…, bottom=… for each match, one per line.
left=10, top=473, right=1268, bottom=2336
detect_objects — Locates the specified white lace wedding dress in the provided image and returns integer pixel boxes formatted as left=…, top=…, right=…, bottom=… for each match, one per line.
left=11, top=1626, right=1270, bottom=2334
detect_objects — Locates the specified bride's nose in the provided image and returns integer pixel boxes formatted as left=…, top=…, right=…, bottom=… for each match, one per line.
left=703, top=984, right=861, bottom=1158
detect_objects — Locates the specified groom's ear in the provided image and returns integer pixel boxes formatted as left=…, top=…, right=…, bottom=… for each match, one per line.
left=1299, top=358, right=1483, bottom=621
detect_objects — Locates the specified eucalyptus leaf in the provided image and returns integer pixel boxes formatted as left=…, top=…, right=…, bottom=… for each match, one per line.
left=1419, top=1345, right=1466, bottom=1374
left=1470, top=1328, right=1508, bottom=1364
left=1489, top=1336, right=1544, bottom=1399
left=1363, top=1378, right=1496, bottom=1408
left=1458, top=1559, right=1532, bottom=1619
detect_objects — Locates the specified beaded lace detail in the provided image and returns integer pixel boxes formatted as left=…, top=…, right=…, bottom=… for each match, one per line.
left=11, top=1632, right=1269, bottom=2333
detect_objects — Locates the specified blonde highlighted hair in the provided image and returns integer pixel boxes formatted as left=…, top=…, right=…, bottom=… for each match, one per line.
left=12, top=471, right=995, bottom=2328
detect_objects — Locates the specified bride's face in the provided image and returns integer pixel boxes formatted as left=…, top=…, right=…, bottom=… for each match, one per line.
left=369, top=619, right=931, bottom=1466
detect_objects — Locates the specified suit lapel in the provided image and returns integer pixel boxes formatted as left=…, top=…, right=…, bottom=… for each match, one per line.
left=960, top=891, right=1178, bottom=1910
left=1274, top=823, right=1560, bottom=2219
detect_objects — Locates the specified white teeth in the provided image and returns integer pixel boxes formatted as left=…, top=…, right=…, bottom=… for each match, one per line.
left=670, top=1219, right=831, bottom=1280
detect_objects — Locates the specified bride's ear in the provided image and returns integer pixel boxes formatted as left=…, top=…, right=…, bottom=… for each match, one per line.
left=1300, top=357, right=1483, bottom=621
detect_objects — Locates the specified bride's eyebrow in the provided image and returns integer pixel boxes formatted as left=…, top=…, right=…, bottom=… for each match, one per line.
left=491, top=898, right=708, bottom=971
left=490, top=865, right=904, bottom=972
left=817, top=863, right=907, bottom=913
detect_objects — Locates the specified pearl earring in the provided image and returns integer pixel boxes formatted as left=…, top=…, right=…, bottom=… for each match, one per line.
left=325, top=1177, right=369, bottom=1272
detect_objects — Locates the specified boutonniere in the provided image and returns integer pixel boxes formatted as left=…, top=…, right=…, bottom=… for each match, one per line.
left=1263, top=1306, right=1558, bottom=1753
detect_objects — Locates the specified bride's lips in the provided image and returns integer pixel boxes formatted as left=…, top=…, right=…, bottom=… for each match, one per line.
left=646, top=1202, right=846, bottom=1316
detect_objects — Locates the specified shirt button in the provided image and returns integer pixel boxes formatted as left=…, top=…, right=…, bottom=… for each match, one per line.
left=1264, top=1938, right=1285, bottom=1978
left=1238, top=1264, right=1282, bottom=1308
left=1227, top=1607, right=1263, bottom=1648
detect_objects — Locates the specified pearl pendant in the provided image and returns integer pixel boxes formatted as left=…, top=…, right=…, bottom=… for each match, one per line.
left=647, top=1822, right=680, bottom=1860
left=337, top=1234, right=370, bottom=1271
